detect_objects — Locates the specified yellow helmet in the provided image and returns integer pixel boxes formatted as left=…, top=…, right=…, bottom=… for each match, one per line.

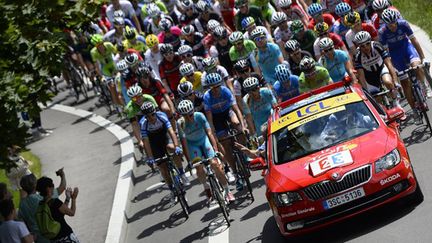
left=344, top=11, right=361, bottom=27
left=146, top=34, right=159, bottom=48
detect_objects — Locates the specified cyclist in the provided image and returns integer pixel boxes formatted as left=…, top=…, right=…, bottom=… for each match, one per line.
left=313, top=22, right=348, bottom=60
left=144, top=3, right=173, bottom=35
left=318, top=37, right=357, bottom=83
left=218, top=0, right=236, bottom=31
left=106, top=0, right=143, bottom=33
left=344, top=0, right=367, bottom=19
left=379, top=9, right=430, bottom=123
left=242, top=77, right=277, bottom=136
left=201, top=57, right=233, bottom=91
left=290, top=20, right=317, bottom=60
left=140, top=0, right=168, bottom=19
left=103, top=17, right=126, bottom=45
left=176, top=99, right=235, bottom=203
left=144, top=34, right=163, bottom=79
left=179, top=0, right=200, bottom=26
left=271, top=12, right=293, bottom=58
left=122, top=26, right=147, bottom=55
left=179, top=63, right=203, bottom=92
left=228, top=31, right=261, bottom=75
left=353, top=31, right=400, bottom=107
left=344, top=11, right=379, bottom=56
left=140, top=102, right=189, bottom=202
left=233, top=59, right=266, bottom=101
left=252, top=28, right=284, bottom=86
left=209, top=26, right=235, bottom=75
left=178, top=81, right=205, bottom=112
left=98, top=4, right=112, bottom=33
left=234, top=0, right=268, bottom=32
left=299, top=56, right=333, bottom=93
left=159, top=44, right=182, bottom=96
left=307, top=3, right=336, bottom=30
left=274, top=64, right=300, bottom=102
left=195, top=1, right=231, bottom=33
left=157, top=18, right=182, bottom=51
left=241, top=16, right=272, bottom=42
left=181, top=25, right=206, bottom=57
left=371, top=0, right=401, bottom=31
left=278, top=0, right=309, bottom=27
left=178, top=45, right=205, bottom=72
left=203, top=73, right=247, bottom=189
left=331, top=2, right=352, bottom=43
left=284, top=39, right=313, bottom=76
left=249, top=0, right=275, bottom=25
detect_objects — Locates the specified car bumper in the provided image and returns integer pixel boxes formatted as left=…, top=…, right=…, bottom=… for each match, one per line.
left=271, top=162, right=418, bottom=237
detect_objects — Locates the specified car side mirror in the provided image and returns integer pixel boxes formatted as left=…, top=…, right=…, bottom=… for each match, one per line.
left=385, top=106, right=405, bottom=124
left=249, top=157, right=268, bottom=171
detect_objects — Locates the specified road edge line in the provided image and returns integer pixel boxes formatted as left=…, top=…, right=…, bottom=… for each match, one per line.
left=49, top=104, right=134, bottom=243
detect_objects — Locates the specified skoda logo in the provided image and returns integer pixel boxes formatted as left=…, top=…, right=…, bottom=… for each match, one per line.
left=331, top=173, right=340, bottom=180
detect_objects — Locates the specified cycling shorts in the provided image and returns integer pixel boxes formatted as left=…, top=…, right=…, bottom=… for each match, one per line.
left=101, top=63, right=116, bottom=77
left=390, top=43, right=420, bottom=80
left=365, top=65, right=389, bottom=88
left=151, top=133, right=174, bottom=159
left=187, top=137, right=215, bottom=162
left=212, top=109, right=235, bottom=137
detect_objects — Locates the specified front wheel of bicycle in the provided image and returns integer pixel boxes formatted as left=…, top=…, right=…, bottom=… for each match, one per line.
left=209, top=177, right=230, bottom=227
left=235, top=152, right=254, bottom=201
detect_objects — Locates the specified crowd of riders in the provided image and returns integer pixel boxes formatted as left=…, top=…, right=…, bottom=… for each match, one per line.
left=64, top=0, right=432, bottom=204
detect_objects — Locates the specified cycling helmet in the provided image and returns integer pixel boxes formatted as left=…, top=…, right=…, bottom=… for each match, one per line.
left=202, top=57, right=217, bottom=71
left=353, top=31, right=372, bottom=45
left=196, top=0, right=211, bottom=13
left=278, top=0, right=292, bottom=8
left=181, top=25, right=195, bottom=35
left=177, top=81, right=194, bottom=97
left=275, top=64, right=291, bottom=82
left=113, top=10, right=125, bottom=18
left=146, top=34, right=159, bottom=48
left=90, top=34, right=103, bottom=46
left=204, top=72, right=223, bottom=87
left=213, top=26, right=228, bottom=38
left=125, top=53, right=139, bottom=66
left=140, top=101, right=156, bottom=115
left=124, top=26, right=136, bottom=40
left=241, top=16, right=255, bottom=30
left=284, top=39, right=300, bottom=53
left=178, top=45, right=193, bottom=55
left=319, top=37, right=334, bottom=51
left=116, top=59, right=128, bottom=72
left=234, top=59, right=249, bottom=71
left=159, top=18, right=172, bottom=32
left=181, top=0, right=194, bottom=10
left=177, top=99, right=195, bottom=115
left=235, top=0, right=248, bottom=7
left=372, top=0, right=390, bottom=11
left=179, top=63, right=195, bottom=76
left=250, top=28, right=266, bottom=40
left=147, top=3, right=161, bottom=18
left=314, top=22, right=329, bottom=36
left=307, top=3, right=323, bottom=17
left=160, top=43, right=174, bottom=55
left=208, top=19, right=221, bottom=33
left=116, top=42, right=125, bottom=52
left=381, top=8, right=399, bottom=24
left=136, top=66, right=152, bottom=78
left=335, top=2, right=352, bottom=17
left=127, top=85, right=142, bottom=98
left=229, top=31, right=244, bottom=44
left=344, top=11, right=361, bottom=26
left=299, top=56, right=316, bottom=71
left=243, top=77, right=260, bottom=92
left=113, top=17, right=125, bottom=26
left=271, top=12, right=287, bottom=26
left=289, top=20, right=304, bottom=34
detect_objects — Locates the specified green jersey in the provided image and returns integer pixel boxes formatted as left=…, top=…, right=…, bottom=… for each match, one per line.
left=125, top=94, right=158, bottom=119
left=293, top=30, right=317, bottom=57
left=229, top=40, right=257, bottom=62
left=299, top=66, right=332, bottom=93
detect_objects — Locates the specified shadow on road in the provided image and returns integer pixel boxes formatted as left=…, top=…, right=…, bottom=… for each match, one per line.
left=403, top=125, right=432, bottom=147
left=240, top=202, right=270, bottom=221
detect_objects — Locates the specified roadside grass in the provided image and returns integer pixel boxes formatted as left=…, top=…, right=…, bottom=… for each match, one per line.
left=0, top=150, right=41, bottom=206
left=393, top=0, right=432, bottom=38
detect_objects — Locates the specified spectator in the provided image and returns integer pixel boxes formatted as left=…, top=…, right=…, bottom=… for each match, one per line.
left=36, top=176, right=79, bottom=243
left=0, top=199, right=34, bottom=243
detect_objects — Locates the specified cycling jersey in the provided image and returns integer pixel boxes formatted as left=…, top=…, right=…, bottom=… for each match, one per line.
left=180, top=12, right=200, bottom=26
left=307, top=14, right=335, bottom=30
left=319, top=49, right=349, bottom=82
left=159, top=54, right=182, bottom=94
left=203, top=86, right=236, bottom=114
left=354, top=41, right=390, bottom=87
left=331, top=20, right=350, bottom=42
left=299, top=66, right=332, bottom=93
left=194, top=13, right=224, bottom=33
left=103, top=29, right=124, bottom=45
left=243, top=87, right=276, bottom=132
left=273, top=75, right=300, bottom=102
left=140, top=111, right=171, bottom=138
left=123, top=35, right=147, bottom=52
left=140, top=111, right=173, bottom=158
left=234, top=6, right=265, bottom=31
left=90, top=42, right=117, bottom=76
left=180, top=71, right=203, bottom=92
left=125, top=94, right=158, bottom=119
left=144, top=46, right=163, bottom=79
left=158, top=27, right=182, bottom=51
left=345, top=23, right=378, bottom=49
left=293, top=30, right=317, bottom=57
left=201, top=66, right=230, bottom=88
left=180, top=91, right=205, bottom=113
left=273, top=25, right=292, bottom=45
left=288, top=50, right=313, bottom=76
left=181, top=33, right=206, bottom=57
left=243, top=26, right=273, bottom=41
left=284, top=5, right=308, bottom=22
left=219, top=0, right=236, bottom=30
left=233, top=73, right=266, bottom=97
left=141, top=1, right=168, bottom=18
left=140, top=78, right=167, bottom=106
left=106, top=1, right=136, bottom=23
left=321, top=0, right=343, bottom=15
left=209, top=42, right=234, bottom=74
left=256, top=42, right=283, bottom=85
left=313, top=33, right=345, bottom=58
left=371, top=6, right=401, bottom=30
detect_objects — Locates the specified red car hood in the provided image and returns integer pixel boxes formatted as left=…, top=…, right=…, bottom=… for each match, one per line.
left=268, top=127, right=398, bottom=192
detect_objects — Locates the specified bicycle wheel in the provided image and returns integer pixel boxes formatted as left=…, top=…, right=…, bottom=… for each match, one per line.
left=421, top=110, right=432, bottom=135
left=209, top=176, right=230, bottom=226
left=234, top=152, right=254, bottom=201
left=423, top=63, right=432, bottom=88
left=80, top=80, right=89, bottom=100
left=170, top=166, right=190, bottom=218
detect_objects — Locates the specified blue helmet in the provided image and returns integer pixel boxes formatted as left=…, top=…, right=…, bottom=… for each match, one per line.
left=307, top=3, right=323, bottom=17
left=241, top=16, right=255, bottom=30
left=275, top=64, right=291, bottom=82
left=204, top=73, right=223, bottom=87
left=335, top=2, right=352, bottom=17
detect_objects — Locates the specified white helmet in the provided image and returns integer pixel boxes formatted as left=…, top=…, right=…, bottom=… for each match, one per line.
left=179, top=63, right=195, bottom=76
left=318, top=37, right=334, bottom=51
left=177, top=99, right=194, bottom=115
left=181, top=25, right=195, bottom=35
left=147, top=3, right=161, bottom=18
left=278, top=0, right=292, bottom=8
left=178, top=45, right=193, bottom=56
left=271, top=12, right=287, bottom=26
left=372, top=0, right=390, bottom=11
left=116, top=59, right=128, bottom=71
left=127, top=85, right=142, bottom=98
left=243, top=77, right=260, bottom=92
left=177, top=81, right=194, bottom=97
left=208, top=19, right=221, bottom=33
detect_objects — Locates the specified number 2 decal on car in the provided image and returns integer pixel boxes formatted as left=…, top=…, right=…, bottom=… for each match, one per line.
left=310, top=150, right=354, bottom=176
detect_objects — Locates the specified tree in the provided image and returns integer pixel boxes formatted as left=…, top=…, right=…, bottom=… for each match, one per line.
left=0, top=0, right=103, bottom=170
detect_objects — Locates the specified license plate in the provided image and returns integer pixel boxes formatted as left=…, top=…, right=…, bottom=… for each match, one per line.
left=323, top=187, right=365, bottom=210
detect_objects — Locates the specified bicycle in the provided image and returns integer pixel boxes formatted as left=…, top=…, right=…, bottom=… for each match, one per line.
left=95, top=76, right=114, bottom=114
left=423, top=60, right=432, bottom=96
left=154, top=155, right=190, bottom=219
left=65, top=60, right=89, bottom=101
left=192, top=153, right=231, bottom=226
left=370, top=84, right=394, bottom=110
left=398, top=63, right=432, bottom=134
left=220, top=129, right=255, bottom=201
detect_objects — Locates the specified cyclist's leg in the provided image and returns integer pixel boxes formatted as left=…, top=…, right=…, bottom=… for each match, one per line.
left=160, top=100, right=176, bottom=130
left=390, top=50, right=415, bottom=109
left=380, top=66, right=398, bottom=100
left=228, top=109, right=247, bottom=145
left=187, top=143, right=207, bottom=186
left=407, top=44, right=426, bottom=88
left=166, top=137, right=187, bottom=178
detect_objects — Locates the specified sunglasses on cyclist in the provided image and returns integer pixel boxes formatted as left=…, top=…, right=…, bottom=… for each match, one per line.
left=253, top=36, right=266, bottom=42
left=182, top=53, right=193, bottom=58
left=359, top=42, right=371, bottom=48
left=186, top=73, right=194, bottom=77
left=323, top=48, right=334, bottom=53
left=131, top=96, right=141, bottom=102
left=290, top=50, right=301, bottom=56
left=248, top=86, right=260, bottom=92
left=163, top=51, right=174, bottom=57
left=146, top=112, right=156, bottom=118
left=211, top=84, right=221, bottom=89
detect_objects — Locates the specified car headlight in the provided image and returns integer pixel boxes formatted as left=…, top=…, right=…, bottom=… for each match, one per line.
left=375, top=149, right=400, bottom=173
left=273, top=192, right=302, bottom=207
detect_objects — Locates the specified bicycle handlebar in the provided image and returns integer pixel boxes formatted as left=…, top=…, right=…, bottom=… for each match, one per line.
left=397, top=63, right=426, bottom=76
left=191, top=153, right=221, bottom=168
left=154, top=155, right=171, bottom=164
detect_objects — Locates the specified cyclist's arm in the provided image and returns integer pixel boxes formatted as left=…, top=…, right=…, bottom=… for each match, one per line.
left=205, top=127, right=219, bottom=152
left=245, top=113, right=256, bottom=135
left=142, top=137, right=154, bottom=158
left=344, top=59, right=358, bottom=83
left=75, top=52, right=89, bottom=73
left=167, top=127, right=180, bottom=148
left=163, top=93, right=176, bottom=115
left=205, top=110, right=215, bottom=132
left=131, top=119, right=142, bottom=145
left=232, top=103, right=246, bottom=130
left=356, top=68, right=368, bottom=89
left=409, top=36, right=425, bottom=61
left=180, top=137, right=191, bottom=162
left=384, top=57, right=398, bottom=85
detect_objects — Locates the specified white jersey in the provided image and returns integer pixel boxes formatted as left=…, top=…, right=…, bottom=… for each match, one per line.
left=273, top=22, right=292, bottom=44
left=201, top=65, right=230, bottom=87
left=144, top=45, right=163, bottom=79
left=103, top=29, right=124, bottom=45
left=106, top=1, right=136, bottom=23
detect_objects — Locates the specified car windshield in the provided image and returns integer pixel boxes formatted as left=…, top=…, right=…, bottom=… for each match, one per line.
left=272, top=101, right=379, bottom=165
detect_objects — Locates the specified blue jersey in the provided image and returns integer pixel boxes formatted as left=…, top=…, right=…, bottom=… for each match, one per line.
left=257, top=43, right=283, bottom=86
left=243, top=88, right=276, bottom=132
left=203, top=86, right=236, bottom=114
left=331, top=20, right=350, bottom=42
left=139, top=111, right=171, bottom=138
left=177, top=112, right=210, bottom=143
left=319, top=49, right=349, bottom=82
left=378, top=19, right=414, bottom=51
left=273, top=75, right=300, bottom=102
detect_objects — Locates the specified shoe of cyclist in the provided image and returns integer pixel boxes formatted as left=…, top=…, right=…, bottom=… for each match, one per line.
left=204, top=188, right=213, bottom=203
left=225, top=191, right=236, bottom=203
left=181, top=174, right=191, bottom=186
left=235, top=178, right=244, bottom=191
left=226, top=171, right=236, bottom=184
left=413, top=109, right=423, bottom=125
left=169, top=190, right=177, bottom=204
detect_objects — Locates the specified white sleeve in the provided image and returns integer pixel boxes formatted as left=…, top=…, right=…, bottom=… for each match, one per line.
left=346, top=30, right=354, bottom=49
left=233, top=80, right=242, bottom=96
left=313, top=39, right=321, bottom=59
left=218, top=66, right=229, bottom=79
left=18, top=221, right=31, bottom=238
left=122, top=1, right=136, bottom=18
left=209, top=46, right=219, bottom=58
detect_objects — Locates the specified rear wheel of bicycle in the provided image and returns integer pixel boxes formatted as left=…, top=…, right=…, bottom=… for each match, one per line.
left=235, top=152, right=254, bottom=201
left=209, top=177, right=230, bottom=227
